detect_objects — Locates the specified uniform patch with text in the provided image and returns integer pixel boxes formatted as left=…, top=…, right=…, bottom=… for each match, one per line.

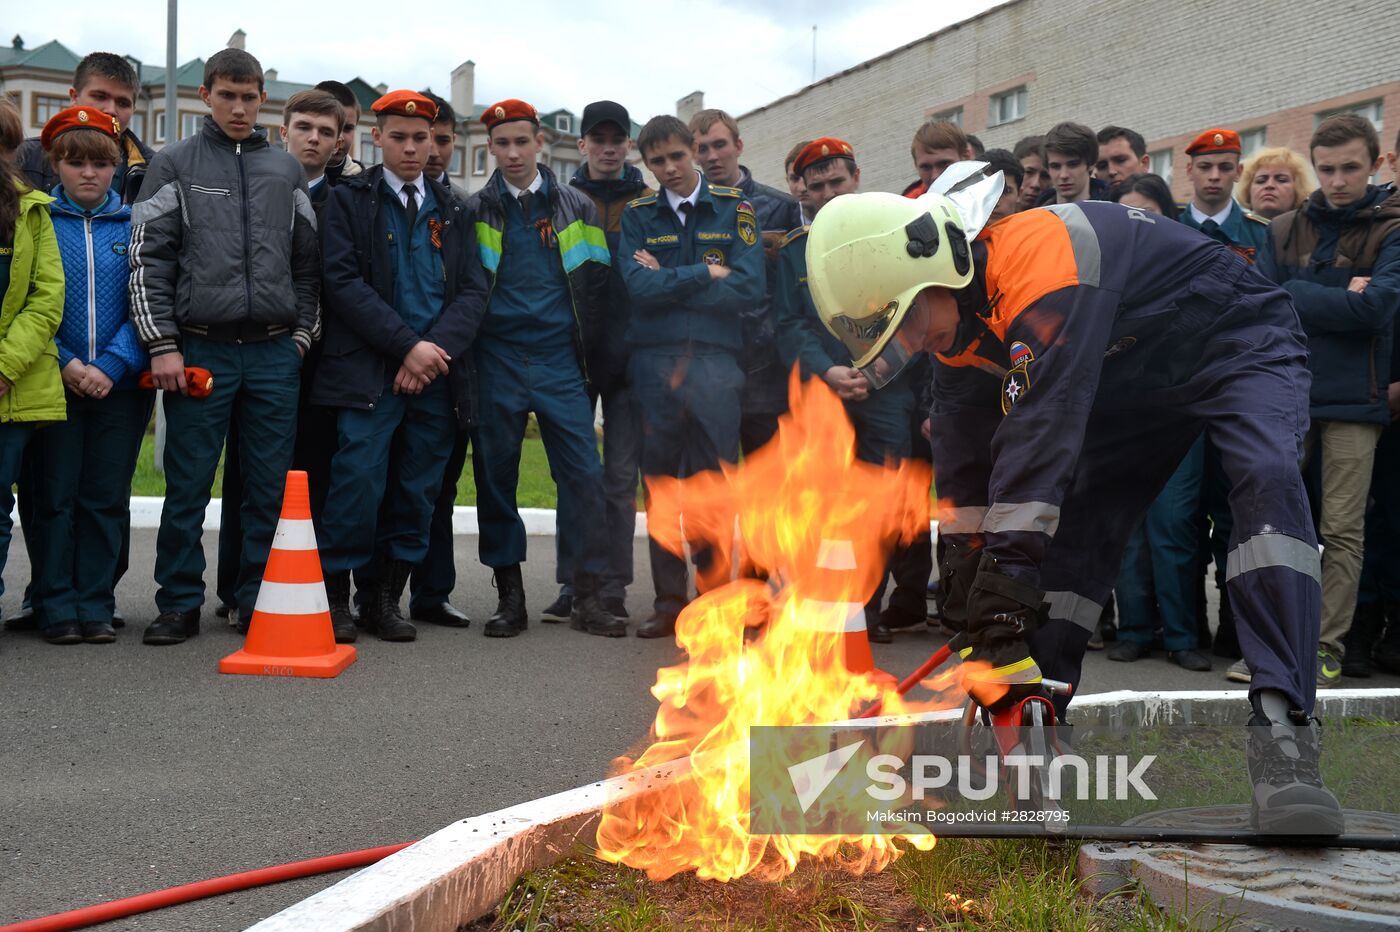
left=736, top=200, right=758, bottom=246
left=1001, top=342, right=1035, bottom=415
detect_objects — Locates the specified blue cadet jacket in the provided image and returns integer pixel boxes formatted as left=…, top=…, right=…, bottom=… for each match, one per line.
left=735, top=166, right=801, bottom=372
left=1271, top=184, right=1400, bottom=425
left=468, top=164, right=610, bottom=381
left=619, top=176, right=766, bottom=352
left=773, top=225, right=848, bottom=376
left=313, top=165, right=489, bottom=427
left=48, top=188, right=148, bottom=389
left=1179, top=199, right=1277, bottom=281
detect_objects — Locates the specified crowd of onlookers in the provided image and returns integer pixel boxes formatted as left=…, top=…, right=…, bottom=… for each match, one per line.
left=0, top=46, right=1396, bottom=693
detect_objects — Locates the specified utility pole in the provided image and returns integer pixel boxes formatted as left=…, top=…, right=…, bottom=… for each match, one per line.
left=811, top=25, right=817, bottom=84
left=156, top=0, right=177, bottom=473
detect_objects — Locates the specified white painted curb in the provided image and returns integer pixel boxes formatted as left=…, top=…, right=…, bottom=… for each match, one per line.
left=249, top=688, right=1400, bottom=931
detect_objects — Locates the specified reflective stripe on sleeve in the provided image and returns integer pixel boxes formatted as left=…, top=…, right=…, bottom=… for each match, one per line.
left=984, top=501, right=1061, bottom=536
left=1225, top=533, right=1321, bottom=583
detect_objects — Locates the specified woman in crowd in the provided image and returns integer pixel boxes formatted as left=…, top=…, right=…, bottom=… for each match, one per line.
left=1238, top=147, right=1316, bottom=219
left=0, top=112, right=66, bottom=642
left=32, top=107, right=150, bottom=645
left=1101, top=175, right=1215, bottom=671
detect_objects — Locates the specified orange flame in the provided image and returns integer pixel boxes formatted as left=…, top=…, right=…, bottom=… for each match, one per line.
left=597, top=373, right=961, bottom=882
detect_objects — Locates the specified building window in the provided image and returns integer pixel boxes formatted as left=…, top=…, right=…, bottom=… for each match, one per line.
left=265, top=125, right=283, bottom=149
left=555, top=113, right=571, bottom=133
left=1315, top=99, right=1383, bottom=131
left=1147, top=148, right=1172, bottom=186
left=180, top=112, right=202, bottom=139
left=360, top=131, right=381, bottom=166
left=126, top=111, right=146, bottom=141
left=33, top=94, right=68, bottom=127
left=555, top=159, right=577, bottom=179
left=1240, top=128, right=1266, bottom=159
left=155, top=112, right=167, bottom=142
left=449, top=145, right=465, bottom=176
left=472, top=146, right=487, bottom=175
left=931, top=107, right=963, bottom=127
left=988, top=87, right=1027, bottom=127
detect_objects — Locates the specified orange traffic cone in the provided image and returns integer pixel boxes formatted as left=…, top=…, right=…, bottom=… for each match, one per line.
left=791, top=536, right=891, bottom=682
left=219, top=471, right=356, bottom=678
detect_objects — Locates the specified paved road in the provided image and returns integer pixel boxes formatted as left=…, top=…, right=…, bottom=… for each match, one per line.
left=3, top=529, right=1395, bottom=930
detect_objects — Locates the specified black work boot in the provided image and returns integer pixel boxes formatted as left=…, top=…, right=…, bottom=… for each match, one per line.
left=1341, top=601, right=1384, bottom=677
left=570, top=573, right=626, bottom=638
left=1246, top=696, right=1344, bottom=836
left=323, top=571, right=358, bottom=644
left=485, top=565, right=527, bottom=637
left=373, top=560, right=416, bottom=642
left=1373, top=601, right=1400, bottom=675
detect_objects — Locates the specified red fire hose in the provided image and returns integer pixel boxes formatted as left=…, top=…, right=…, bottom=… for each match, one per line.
left=0, top=842, right=412, bottom=932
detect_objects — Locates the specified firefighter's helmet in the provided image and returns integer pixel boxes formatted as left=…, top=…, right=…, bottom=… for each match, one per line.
left=806, top=162, right=1003, bottom=387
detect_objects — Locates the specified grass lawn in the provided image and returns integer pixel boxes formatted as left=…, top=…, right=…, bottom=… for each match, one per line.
left=131, top=426, right=561, bottom=508
left=473, top=837, right=1237, bottom=931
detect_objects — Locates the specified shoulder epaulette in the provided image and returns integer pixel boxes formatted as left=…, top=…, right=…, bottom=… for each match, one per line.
left=779, top=225, right=809, bottom=248
left=1244, top=210, right=1271, bottom=225
left=707, top=184, right=743, bottom=198
left=626, top=192, right=658, bottom=209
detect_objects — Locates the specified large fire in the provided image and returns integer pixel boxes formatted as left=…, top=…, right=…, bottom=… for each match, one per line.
left=596, top=374, right=962, bottom=882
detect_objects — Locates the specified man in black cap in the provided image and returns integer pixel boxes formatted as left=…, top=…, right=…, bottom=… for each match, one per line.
left=540, top=101, right=653, bottom=623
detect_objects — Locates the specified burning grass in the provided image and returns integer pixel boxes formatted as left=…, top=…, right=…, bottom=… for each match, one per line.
left=471, top=837, right=1244, bottom=931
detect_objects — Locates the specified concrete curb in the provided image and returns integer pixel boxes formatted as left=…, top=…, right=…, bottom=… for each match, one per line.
left=248, top=689, right=1400, bottom=931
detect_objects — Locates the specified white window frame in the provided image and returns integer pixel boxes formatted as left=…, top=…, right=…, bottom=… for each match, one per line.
left=449, top=144, right=465, bottom=176
left=988, top=87, right=1027, bottom=127
left=1147, top=148, right=1172, bottom=186
left=1315, top=99, right=1383, bottom=131
left=555, top=114, right=571, bottom=133
left=1240, top=128, right=1266, bottom=159
left=360, top=131, right=381, bottom=166
left=472, top=146, right=487, bottom=176
left=931, top=107, right=963, bottom=127
left=180, top=111, right=202, bottom=139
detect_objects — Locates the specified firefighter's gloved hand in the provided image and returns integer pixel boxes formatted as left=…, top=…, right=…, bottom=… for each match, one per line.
left=959, top=556, right=1047, bottom=714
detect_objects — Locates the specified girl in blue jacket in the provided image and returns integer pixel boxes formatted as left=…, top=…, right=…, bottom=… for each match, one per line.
left=34, top=107, right=152, bottom=645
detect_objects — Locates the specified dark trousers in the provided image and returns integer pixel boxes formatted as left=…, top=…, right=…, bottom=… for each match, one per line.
left=155, top=335, right=300, bottom=614
left=1116, top=434, right=1205, bottom=651
left=409, top=427, right=470, bottom=613
left=1359, top=422, right=1400, bottom=606
left=739, top=360, right=786, bottom=456
left=632, top=349, right=743, bottom=618
left=32, top=390, right=151, bottom=627
left=553, top=378, right=640, bottom=601
left=320, top=380, right=456, bottom=574
left=472, top=342, right=607, bottom=575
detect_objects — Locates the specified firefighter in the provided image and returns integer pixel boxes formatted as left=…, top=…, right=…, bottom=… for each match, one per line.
left=804, top=166, right=1343, bottom=835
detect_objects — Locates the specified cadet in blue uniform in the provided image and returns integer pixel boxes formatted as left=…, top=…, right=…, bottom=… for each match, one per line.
left=620, top=115, right=765, bottom=639
left=467, top=98, right=622, bottom=639
left=774, top=137, right=919, bottom=641
left=1178, top=128, right=1277, bottom=671
left=806, top=172, right=1342, bottom=835
left=313, top=90, right=488, bottom=642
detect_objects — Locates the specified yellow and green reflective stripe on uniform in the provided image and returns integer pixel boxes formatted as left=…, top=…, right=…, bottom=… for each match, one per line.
left=963, top=654, right=1043, bottom=685
left=474, top=219, right=609, bottom=276
left=557, top=218, right=610, bottom=274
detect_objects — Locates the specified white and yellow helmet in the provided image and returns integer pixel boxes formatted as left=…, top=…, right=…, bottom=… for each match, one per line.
left=807, top=162, right=1003, bottom=387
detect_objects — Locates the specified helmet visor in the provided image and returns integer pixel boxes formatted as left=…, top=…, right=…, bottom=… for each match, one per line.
left=857, top=294, right=931, bottom=390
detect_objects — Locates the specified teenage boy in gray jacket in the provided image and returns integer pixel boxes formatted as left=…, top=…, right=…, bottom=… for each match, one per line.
left=128, top=48, right=320, bottom=645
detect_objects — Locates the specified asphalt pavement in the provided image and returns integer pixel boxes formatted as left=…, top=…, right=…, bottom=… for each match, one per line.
left=3, top=529, right=1396, bottom=930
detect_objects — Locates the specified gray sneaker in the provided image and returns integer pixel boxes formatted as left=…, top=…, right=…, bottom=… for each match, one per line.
left=1226, top=658, right=1252, bottom=683
left=1246, top=712, right=1344, bottom=835
left=1315, top=647, right=1342, bottom=689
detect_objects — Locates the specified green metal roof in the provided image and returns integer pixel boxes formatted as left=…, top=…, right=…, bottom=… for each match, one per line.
left=0, top=38, right=81, bottom=72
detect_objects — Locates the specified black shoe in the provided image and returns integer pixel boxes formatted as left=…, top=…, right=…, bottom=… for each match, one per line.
left=571, top=594, right=627, bottom=638
left=867, top=622, right=893, bottom=644
left=80, top=622, right=117, bottom=644
left=42, top=621, right=83, bottom=645
left=636, top=613, right=676, bottom=639
left=1375, top=603, right=1400, bottom=675
left=1341, top=601, right=1384, bottom=678
left=214, top=602, right=232, bottom=619
left=3, top=607, right=36, bottom=632
left=411, top=601, right=471, bottom=628
left=111, top=610, right=125, bottom=629
left=485, top=565, right=527, bottom=637
left=324, top=572, right=358, bottom=644
left=1106, top=639, right=1150, bottom=662
left=541, top=592, right=573, bottom=623
left=1246, top=710, right=1344, bottom=835
left=602, top=596, right=629, bottom=619
left=1168, top=648, right=1212, bottom=672
left=143, top=610, right=200, bottom=645
left=230, top=607, right=250, bottom=635
left=879, top=604, right=926, bottom=631
left=372, top=560, right=416, bottom=642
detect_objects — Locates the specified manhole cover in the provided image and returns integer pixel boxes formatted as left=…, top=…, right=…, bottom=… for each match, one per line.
left=1079, top=807, right=1400, bottom=930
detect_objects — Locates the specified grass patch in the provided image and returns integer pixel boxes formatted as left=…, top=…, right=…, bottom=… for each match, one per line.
left=469, top=837, right=1239, bottom=931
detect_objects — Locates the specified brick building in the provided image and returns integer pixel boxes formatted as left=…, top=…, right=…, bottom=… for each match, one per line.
left=734, top=0, right=1400, bottom=200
